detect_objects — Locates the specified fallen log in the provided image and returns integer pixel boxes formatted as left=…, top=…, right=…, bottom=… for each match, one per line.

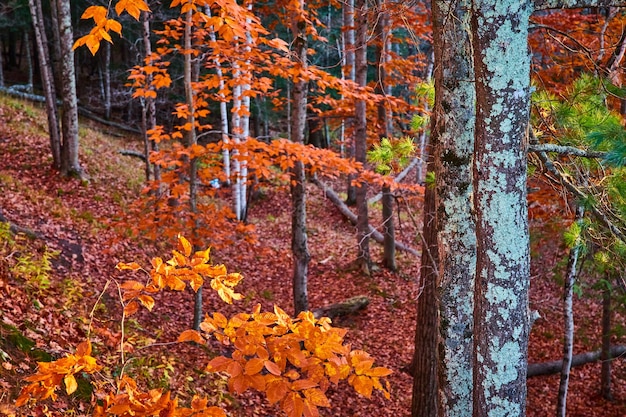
left=527, top=345, right=626, bottom=378
left=310, top=178, right=419, bottom=257
left=312, top=296, right=370, bottom=319
left=120, top=149, right=147, bottom=161
left=0, top=209, right=40, bottom=239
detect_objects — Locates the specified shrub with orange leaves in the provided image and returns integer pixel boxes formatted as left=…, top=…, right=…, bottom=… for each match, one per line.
left=16, top=236, right=391, bottom=417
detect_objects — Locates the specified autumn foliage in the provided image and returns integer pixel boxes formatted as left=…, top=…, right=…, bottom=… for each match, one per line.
left=16, top=236, right=391, bottom=417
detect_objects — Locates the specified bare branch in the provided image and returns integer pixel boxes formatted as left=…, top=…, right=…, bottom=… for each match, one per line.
left=529, top=144, right=606, bottom=159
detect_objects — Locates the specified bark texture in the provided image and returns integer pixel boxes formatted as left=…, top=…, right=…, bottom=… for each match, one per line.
left=471, top=2, right=532, bottom=416
left=433, top=1, right=476, bottom=415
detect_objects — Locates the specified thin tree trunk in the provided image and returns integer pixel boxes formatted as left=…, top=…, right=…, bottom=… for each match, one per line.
left=411, top=151, right=438, bottom=417
left=290, top=0, right=310, bottom=315
left=381, top=184, right=396, bottom=271
left=28, top=0, right=61, bottom=170
left=344, top=0, right=357, bottom=206
left=471, top=2, right=532, bottom=416
left=354, top=0, right=370, bottom=274
left=103, top=41, right=111, bottom=120
left=181, top=8, right=201, bottom=330
left=55, top=0, right=84, bottom=178
left=601, top=275, right=613, bottom=400
left=206, top=6, right=230, bottom=186
left=0, top=38, right=4, bottom=88
left=141, top=13, right=160, bottom=184
left=24, top=32, right=33, bottom=92
left=557, top=205, right=584, bottom=417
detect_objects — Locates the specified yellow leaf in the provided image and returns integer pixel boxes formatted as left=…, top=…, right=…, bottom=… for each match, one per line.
left=349, top=375, right=373, bottom=398
left=178, top=234, right=192, bottom=257
left=64, top=374, right=78, bottom=395
left=116, top=262, right=143, bottom=271
left=178, top=329, right=204, bottom=343
left=138, top=294, right=155, bottom=311
left=81, top=5, right=107, bottom=21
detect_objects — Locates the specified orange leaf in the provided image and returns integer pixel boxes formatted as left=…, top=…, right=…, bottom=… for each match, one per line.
left=244, top=358, right=265, bottom=375
left=124, top=300, right=139, bottom=316
left=120, top=280, right=145, bottom=290
left=178, top=234, right=192, bottom=257
left=264, top=360, right=282, bottom=376
left=178, top=329, right=204, bottom=344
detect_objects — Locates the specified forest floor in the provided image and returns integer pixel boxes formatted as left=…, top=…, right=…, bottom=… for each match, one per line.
left=0, top=94, right=625, bottom=416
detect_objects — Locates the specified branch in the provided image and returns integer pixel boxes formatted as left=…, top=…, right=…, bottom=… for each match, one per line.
left=534, top=1, right=626, bottom=10
left=368, top=158, right=419, bottom=204
left=529, top=144, right=606, bottom=159
left=119, top=150, right=147, bottom=161
left=0, top=209, right=41, bottom=239
left=527, top=345, right=626, bottom=377
left=310, top=177, right=419, bottom=257
left=535, top=148, right=626, bottom=243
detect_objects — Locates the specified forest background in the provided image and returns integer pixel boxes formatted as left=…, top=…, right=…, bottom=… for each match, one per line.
left=2, top=0, right=626, bottom=416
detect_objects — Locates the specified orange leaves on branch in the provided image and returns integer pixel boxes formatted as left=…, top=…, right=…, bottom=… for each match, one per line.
left=202, top=304, right=392, bottom=417
left=74, top=0, right=149, bottom=55
left=16, top=341, right=101, bottom=407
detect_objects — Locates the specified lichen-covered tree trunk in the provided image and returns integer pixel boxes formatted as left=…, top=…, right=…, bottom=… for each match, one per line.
left=28, top=0, right=61, bottom=170
left=55, top=0, right=83, bottom=178
left=290, top=0, right=310, bottom=315
left=433, top=1, right=476, bottom=415
left=354, top=0, right=371, bottom=274
left=471, top=2, right=532, bottom=416
left=141, top=12, right=160, bottom=183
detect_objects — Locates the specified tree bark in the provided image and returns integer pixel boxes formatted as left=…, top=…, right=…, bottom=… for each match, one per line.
left=27, top=0, right=61, bottom=170
left=354, top=0, right=370, bottom=274
left=54, top=0, right=84, bottom=178
left=432, top=1, right=477, bottom=415
left=557, top=206, right=584, bottom=417
left=411, top=153, right=439, bottom=417
left=471, top=2, right=532, bottom=416
left=290, top=0, right=310, bottom=315
left=343, top=0, right=357, bottom=206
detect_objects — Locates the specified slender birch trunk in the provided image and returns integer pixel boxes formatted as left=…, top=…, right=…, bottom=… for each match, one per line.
left=55, top=0, right=84, bottom=178
left=556, top=205, right=584, bottom=416
left=27, top=0, right=61, bottom=169
left=344, top=0, right=357, bottom=206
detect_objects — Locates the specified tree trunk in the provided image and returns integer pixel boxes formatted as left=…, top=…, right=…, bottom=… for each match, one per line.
left=601, top=276, right=613, bottom=400
left=354, top=0, right=370, bottom=274
left=206, top=6, right=230, bottom=186
left=343, top=0, right=357, bottom=206
left=0, top=37, right=4, bottom=88
left=381, top=184, right=396, bottom=271
left=471, top=2, right=532, bottom=416
left=28, top=0, right=61, bottom=170
left=103, top=41, right=111, bottom=120
left=54, top=0, right=84, bottom=178
left=290, top=0, right=310, bottom=315
left=556, top=206, right=584, bottom=417
left=411, top=152, right=439, bottom=417
left=432, top=1, right=477, bottom=415
left=24, top=32, right=33, bottom=92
